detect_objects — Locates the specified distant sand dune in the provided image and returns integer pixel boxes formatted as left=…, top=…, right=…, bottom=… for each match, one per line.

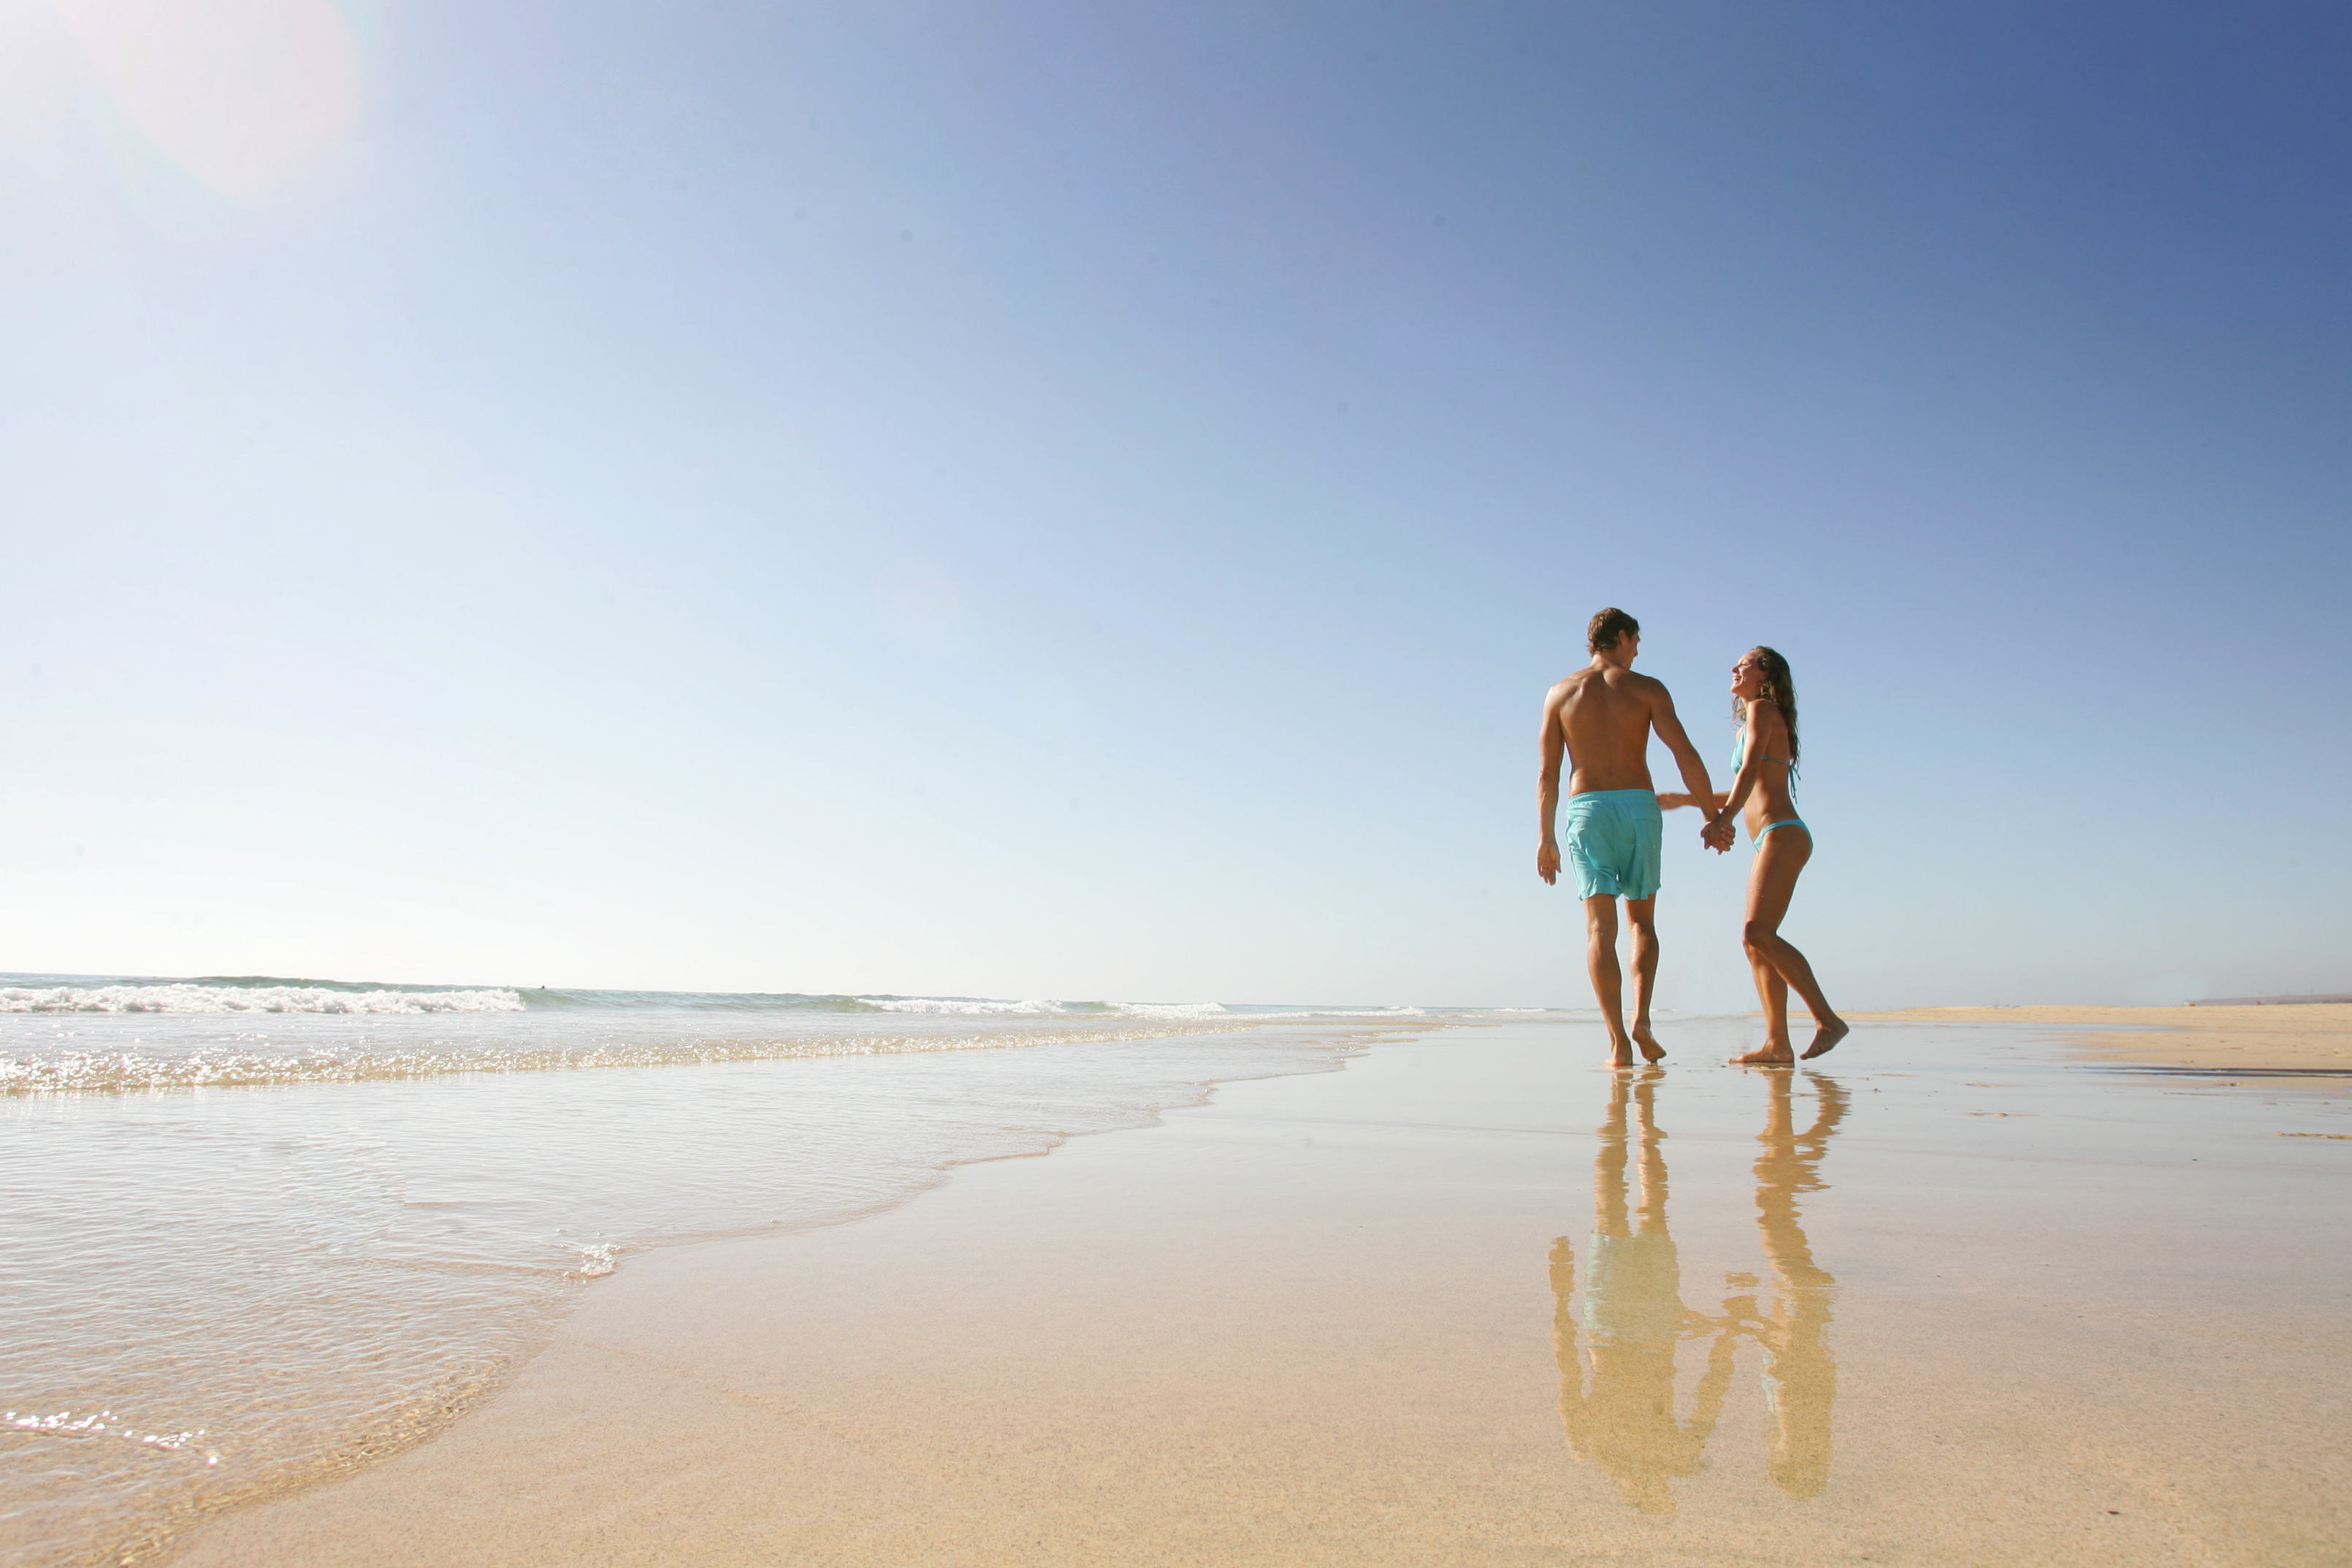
left=1855, top=1003, right=2352, bottom=1074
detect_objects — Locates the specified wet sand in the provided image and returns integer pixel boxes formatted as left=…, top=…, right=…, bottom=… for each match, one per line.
left=1858, top=1003, right=2352, bottom=1074
left=164, top=1018, right=2352, bottom=1567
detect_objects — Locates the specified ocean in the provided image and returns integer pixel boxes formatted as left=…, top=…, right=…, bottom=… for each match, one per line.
left=0, top=974, right=1500, bottom=1566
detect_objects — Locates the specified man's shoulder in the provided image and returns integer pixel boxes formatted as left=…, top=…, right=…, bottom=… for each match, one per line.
left=1572, top=665, right=1666, bottom=696
left=1608, top=668, right=1672, bottom=701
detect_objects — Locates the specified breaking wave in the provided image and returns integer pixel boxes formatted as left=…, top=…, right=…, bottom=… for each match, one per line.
left=0, top=979, right=1259, bottom=1021
left=0, top=984, right=525, bottom=1016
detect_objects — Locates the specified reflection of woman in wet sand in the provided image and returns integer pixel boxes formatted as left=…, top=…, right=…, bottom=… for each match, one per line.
left=1746, top=1071, right=1844, bottom=1496
left=1548, top=1069, right=1736, bottom=1515
left=1551, top=1071, right=1844, bottom=1507
left=1659, top=647, right=1847, bottom=1063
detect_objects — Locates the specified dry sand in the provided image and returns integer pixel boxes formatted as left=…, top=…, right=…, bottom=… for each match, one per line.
left=159, top=1017, right=2352, bottom=1567
left=1855, top=1003, right=2352, bottom=1074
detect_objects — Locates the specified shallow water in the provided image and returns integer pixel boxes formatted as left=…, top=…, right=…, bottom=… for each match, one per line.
left=0, top=977, right=1451, bottom=1567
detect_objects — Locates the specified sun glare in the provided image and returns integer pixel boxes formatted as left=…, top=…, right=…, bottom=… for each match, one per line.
left=51, top=0, right=363, bottom=202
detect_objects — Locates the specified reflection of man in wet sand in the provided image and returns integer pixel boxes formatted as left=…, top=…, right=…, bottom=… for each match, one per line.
left=1548, top=1070, right=1735, bottom=1515
left=1537, top=608, right=1722, bottom=1066
left=1551, top=1071, right=1845, bottom=1509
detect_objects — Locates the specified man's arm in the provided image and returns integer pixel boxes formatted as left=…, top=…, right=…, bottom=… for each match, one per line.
left=1648, top=684, right=1731, bottom=852
left=1536, top=687, right=1567, bottom=884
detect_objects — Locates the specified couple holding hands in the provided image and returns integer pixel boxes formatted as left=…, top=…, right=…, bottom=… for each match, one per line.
left=1536, top=607, right=1847, bottom=1068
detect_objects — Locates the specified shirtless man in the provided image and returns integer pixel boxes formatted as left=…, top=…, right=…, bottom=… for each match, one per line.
left=1538, top=608, right=1727, bottom=1066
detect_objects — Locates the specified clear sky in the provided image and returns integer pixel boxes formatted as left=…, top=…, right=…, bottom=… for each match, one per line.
left=4, top=1, right=2347, bottom=1008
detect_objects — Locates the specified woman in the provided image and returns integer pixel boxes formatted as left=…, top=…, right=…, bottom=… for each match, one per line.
left=1658, top=647, right=1847, bottom=1064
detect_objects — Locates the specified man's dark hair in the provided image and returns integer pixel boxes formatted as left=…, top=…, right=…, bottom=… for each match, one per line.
left=1587, top=607, right=1640, bottom=653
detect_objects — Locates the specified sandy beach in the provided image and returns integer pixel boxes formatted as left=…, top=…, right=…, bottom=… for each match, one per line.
left=1857, top=1003, right=2352, bottom=1074
left=160, top=1015, right=2352, bottom=1567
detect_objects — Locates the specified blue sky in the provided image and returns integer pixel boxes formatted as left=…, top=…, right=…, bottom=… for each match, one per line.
left=3, top=1, right=2346, bottom=1007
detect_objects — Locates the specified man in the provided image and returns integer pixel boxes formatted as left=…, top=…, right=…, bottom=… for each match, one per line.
left=1538, top=608, right=1726, bottom=1066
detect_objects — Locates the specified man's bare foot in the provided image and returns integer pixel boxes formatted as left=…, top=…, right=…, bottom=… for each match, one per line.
left=1799, top=1018, right=1850, bottom=1060
left=1730, top=1045, right=1795, bottom=1066
left=1631, top=1022, right=1667, bottom=1063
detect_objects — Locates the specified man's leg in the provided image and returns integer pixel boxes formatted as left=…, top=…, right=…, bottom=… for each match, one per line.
left=1595, top=1071, right=1631, bottom=1233
left=1583, top=894, right=1633, bottom=1066
left=1624, top=897, right=1665, bottom=1063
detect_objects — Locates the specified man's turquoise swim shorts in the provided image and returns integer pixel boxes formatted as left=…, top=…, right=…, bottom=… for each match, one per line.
left=1563, top=788, right=1662, bottom=901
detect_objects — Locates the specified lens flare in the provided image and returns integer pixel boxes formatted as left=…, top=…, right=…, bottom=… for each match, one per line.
left=52, top=0, right=363, bottom=202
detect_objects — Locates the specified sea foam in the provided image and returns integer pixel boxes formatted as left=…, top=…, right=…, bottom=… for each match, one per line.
left=858, top=997, right=1232, bottom=1019
left=0, top=1022, right=1249, bottom=1094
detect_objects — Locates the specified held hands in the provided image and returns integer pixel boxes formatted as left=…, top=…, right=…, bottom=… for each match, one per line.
left=1659, top=789, right=1737, bottom=852
left=1537, top=842, right=1560, bottom=885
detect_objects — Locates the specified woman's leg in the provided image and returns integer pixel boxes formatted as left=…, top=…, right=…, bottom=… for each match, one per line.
left=1730, top=830, right=1848, bottom=1062
left=1763, top=966, right=1792, bottom=1049
left=1730, top=959, right=1797, bottom=1067
left=1733, top=946, right=1792, bottom=1063
left=1731, top=838, right=1804, bottom=1065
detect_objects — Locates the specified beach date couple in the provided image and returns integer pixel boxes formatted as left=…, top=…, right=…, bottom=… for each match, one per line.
left=1537, top=607, right=1847, bottom=1068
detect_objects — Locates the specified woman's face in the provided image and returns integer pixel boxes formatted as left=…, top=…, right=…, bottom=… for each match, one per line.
left=1730, top=650, right=1769, bottom=698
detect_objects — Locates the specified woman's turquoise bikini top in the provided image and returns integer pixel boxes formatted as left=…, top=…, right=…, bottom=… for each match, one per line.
left=1732, top=730, right=1796, bottom=796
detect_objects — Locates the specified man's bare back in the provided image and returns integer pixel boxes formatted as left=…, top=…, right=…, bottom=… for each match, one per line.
left=1547, top=664, right=1676, bottom=795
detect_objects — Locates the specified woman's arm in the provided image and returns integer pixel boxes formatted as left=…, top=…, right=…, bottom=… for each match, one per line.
left=1708, top=700, right=1775, bottom=838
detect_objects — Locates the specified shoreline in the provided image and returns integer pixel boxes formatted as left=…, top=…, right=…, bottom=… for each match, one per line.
left=1852, top=1003, right=2352, bottom=1074
left=7, top=1015, right=1437, bottom=1568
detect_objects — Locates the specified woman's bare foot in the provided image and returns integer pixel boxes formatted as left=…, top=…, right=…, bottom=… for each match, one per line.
left=1730, top=1044, right=1796, bottom=1066
left=1799, top=1018, right=1849, bottom=1060
left=1632, top=1022, right=1667, bottom=1063
left=1605, top=1037, right=1637, bottom=1068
